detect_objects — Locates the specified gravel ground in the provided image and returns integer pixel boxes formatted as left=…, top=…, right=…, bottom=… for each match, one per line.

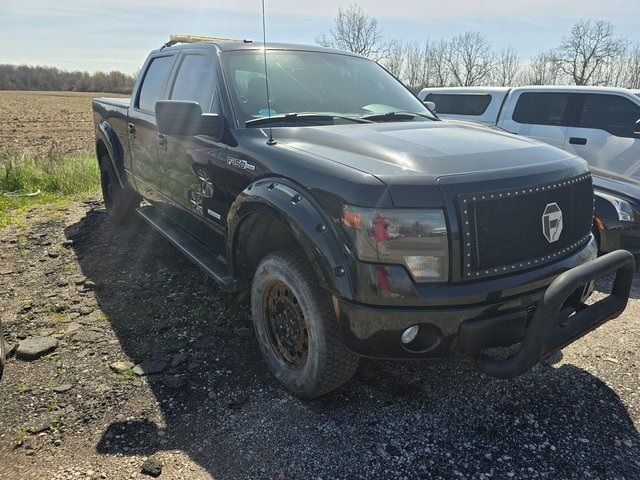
left=0, top=199, right=638, bottom=480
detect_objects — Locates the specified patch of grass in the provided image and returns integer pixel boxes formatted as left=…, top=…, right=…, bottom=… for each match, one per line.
left=50, top=417, right=64, bottom=431
left=17, top=384, right=31, bottom=394
left=46, top=400, right=60, bottom=412
left=191, top=305, right=207, bottom=321
left=0, top=149, right=100, bottom=226
left=132, top=348, right=150, bottom=365
left=13, top=428, right=28, bottom=443
left=117, top=369, right=135, bottom=381
left=166, top=341, right=185, bottom=354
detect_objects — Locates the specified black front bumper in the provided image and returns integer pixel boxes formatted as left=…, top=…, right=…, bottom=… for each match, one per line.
left=334, top=250, right=634, bottom=378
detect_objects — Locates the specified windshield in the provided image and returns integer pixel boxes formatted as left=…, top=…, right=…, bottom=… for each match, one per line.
left=221, top=49, right=434, bottom=126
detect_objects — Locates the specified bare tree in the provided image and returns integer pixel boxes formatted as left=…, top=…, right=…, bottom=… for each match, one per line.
left=625, top=45, right=640, bottom=89
left=381, top=40, right=405, bottom=79
left=553, top=19, right=625, bottom=85
left=317, top=3, right=389, bottom=61
left=316, top=12, right=640, bottom=90
left=428, top=39, right=452, bottom=87
left=523, top=51, right=561, bottom=85
left=494, top=47, right=521, bottom=86
left=445, top=32, right=495, bottom=87
left=403, top=40, right=430, bottom=93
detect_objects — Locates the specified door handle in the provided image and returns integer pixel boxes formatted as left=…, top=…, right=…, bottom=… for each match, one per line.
left=127, top=123, right=136, bottom=135
left=569, top=137, right=587, bottom=145
left=157, top=133, right=167, bottom=149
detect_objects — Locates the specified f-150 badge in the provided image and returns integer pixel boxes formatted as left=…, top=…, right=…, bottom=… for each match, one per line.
left=228, top=157, right=256, bottom=171
left=542, top=202, right=563, bottom=243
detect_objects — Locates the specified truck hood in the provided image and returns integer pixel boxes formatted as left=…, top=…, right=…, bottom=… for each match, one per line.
left=277, top=120, right=576, bottom=179
left=273, top=120, right=585, bottom=207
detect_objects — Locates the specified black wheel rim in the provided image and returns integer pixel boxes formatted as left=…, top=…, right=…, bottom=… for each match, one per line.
left=262, top=281, right=309, bottom=370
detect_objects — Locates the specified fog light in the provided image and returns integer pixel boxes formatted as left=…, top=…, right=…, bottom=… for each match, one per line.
left=401, top=325, right=419, bottom=344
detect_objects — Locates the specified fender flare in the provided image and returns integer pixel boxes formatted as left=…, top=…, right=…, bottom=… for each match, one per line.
left=227, top=178, right=354, bottom=300
left=96, top=121, right=126, bottom=189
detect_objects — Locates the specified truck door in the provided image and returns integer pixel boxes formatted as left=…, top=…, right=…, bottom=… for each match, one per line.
left=157, top=50, right=227, bottom=252
left=564, top=93, right=640, bottom=180
left=500, top=91, right=574, bottom=149
left=128, top=54, right=175, bottom=202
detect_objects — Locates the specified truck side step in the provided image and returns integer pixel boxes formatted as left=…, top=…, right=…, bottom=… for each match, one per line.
left=136, top=206, right=245, bottom=292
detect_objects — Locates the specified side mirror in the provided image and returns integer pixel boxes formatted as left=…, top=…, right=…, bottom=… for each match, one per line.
left=634, top=119, right=640, bottom=136
left=424, top=100, right=436, bottom=113
left=155, top=100, right=225, bottom=141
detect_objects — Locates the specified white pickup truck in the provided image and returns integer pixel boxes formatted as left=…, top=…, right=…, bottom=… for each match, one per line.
left=419, top=86, right=640, bottom=180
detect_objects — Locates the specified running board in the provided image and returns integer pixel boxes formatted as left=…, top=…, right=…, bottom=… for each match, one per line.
left=136, top=206, right=245, bottom=292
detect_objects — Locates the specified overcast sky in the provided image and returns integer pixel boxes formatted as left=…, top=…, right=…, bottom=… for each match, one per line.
left=2, top=0, right=639, bottom=73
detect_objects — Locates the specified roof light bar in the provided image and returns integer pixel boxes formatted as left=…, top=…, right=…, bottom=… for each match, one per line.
left=166, top=34, right=245, bottom=47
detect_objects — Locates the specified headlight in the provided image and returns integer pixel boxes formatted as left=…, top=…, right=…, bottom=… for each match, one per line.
left=341, top=206, right=449, bottom=282
left=594, top=190, right=635, bottom=222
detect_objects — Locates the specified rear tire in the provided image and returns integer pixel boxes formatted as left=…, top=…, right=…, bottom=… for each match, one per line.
left=99, top=154, right=139, bottom=225
left=251, top=249, right=359, bottom=399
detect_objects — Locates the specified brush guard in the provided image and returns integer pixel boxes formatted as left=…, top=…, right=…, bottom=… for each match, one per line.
left=473, top=250, right=635, bottom=378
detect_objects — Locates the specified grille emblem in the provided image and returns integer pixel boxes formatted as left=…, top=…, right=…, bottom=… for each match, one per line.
left=542, top=203, right=563, bottom=243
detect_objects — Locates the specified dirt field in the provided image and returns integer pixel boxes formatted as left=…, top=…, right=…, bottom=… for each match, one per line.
left=0, top=91, right=127, bottom=158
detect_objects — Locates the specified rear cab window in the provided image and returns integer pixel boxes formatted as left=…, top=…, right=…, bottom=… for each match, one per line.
left=425, top=93, right=492, bottom=116
left=136, top=55, right=174, bottom=113
left=512, top=92, right=572, bottom=126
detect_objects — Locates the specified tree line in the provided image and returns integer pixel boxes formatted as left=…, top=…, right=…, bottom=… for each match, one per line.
left=0, top=64, right=135, bottom=94
left=318, top=4, right=640, bottom=93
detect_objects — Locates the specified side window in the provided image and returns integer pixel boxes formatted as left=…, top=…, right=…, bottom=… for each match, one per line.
left=425, top=93, right=492, bottom=116
left=170, top=55, right=216, bottom=112
left=512, top=92, right=572, bottom=126
left=579, top=94, right=640, bottom=138
left=137, top=56, right=173, bottom=112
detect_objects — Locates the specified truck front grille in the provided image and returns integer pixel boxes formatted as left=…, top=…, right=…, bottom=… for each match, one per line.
left=459, top=173, right=593, bottom=280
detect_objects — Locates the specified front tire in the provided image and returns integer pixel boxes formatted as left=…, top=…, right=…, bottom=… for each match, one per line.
left=99, top=154, right=139, bottom=225
left=251, top=249, right=359, bottom=399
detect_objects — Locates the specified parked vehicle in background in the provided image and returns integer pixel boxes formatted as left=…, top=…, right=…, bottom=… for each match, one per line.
left=420, top=86, right=640, bottom=254
left=92, top=36, right=634, bottom=398
left=591, top=167, right=640, bottom=255
left=419, top=86, right=640, bottom=178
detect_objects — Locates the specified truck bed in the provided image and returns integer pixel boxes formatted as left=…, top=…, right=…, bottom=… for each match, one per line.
left=94, top=97, right=130, bottom=109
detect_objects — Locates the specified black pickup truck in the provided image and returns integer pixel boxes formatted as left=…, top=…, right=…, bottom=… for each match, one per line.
left=92, top=36, right=634, bottom=398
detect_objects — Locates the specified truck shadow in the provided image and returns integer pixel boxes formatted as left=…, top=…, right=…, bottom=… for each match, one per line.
left=67, top=209, right=640, bottom=479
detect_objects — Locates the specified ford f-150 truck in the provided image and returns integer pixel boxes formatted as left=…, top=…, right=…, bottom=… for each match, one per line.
left=92, top=35, right=634, bottom=398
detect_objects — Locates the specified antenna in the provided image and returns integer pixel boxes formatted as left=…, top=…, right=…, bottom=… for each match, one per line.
left=261, top=0, right=276, bottom=145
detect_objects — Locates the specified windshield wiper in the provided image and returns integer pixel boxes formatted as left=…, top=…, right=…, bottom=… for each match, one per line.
left=245, top=113, right=372, bottom=127
left=360, top=111, right=434, bottom=122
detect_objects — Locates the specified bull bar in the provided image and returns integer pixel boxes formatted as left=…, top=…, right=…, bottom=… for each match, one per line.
left=473, top=249, right=635, bottom=378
